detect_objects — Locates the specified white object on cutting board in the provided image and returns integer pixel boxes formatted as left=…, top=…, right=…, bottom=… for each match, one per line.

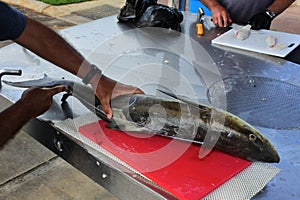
left=211, top=28, right=300, bottom=57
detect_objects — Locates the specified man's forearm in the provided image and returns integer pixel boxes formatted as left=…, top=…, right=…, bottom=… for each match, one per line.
left=268, top=0, right=295, bottom=15
left=200, top=0, right=221, bottom=10
left=14, top=18, right=93, bottom=82
left=0, top=101, right=31, bottom=148
left=0, top=86, right=67, bottom=148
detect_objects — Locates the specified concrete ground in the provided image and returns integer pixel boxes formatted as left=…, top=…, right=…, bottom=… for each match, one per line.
left=0, top=1, right=129, bottom=200
left=0, top=0, right=299, bottom=199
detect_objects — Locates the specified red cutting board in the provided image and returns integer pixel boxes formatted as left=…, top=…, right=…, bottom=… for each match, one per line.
left=79, top=121, right=251, bottom=200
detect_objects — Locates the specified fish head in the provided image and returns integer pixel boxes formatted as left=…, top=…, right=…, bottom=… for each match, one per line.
left=216, top=113, right=280, bottom=163
left=239, top=126, right=280, bottom=163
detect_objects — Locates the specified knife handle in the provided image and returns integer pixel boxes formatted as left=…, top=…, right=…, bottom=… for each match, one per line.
left=0, top=69, right=22, bottom=88
left=196, top=23, right=204, bottom=36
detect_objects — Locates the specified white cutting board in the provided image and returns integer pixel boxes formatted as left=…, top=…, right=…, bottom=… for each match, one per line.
left=211, top=28, right=300, bottom=57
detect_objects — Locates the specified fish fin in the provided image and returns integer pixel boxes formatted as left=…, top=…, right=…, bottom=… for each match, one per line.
left=156, top=89, right=178, bottom=99
left=156, top=89, right=202, bottom=106
left=3, top=74, right=72, bottom=88
left=157, top=89, right=213, bottom=123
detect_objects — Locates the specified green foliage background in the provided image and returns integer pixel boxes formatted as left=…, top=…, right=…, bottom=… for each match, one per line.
left=38, top=0, right=91, bottom=6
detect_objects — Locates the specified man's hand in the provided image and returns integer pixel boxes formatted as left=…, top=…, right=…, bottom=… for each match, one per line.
left=90, top=74, right=144, bottom=119
left=19, top=85, right=67, bottom=118
left=0, top=85, right=67, bottom=148
left=210, top=4, right=232, bottom=27
left=248, top=12, right=273, bottom=30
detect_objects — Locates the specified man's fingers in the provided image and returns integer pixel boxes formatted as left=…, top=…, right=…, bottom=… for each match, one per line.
left=218, top=16, right=224, bottom=27
left=223, top=15, right=228, bottom=27
left=134, top=87, right=144, bottom=95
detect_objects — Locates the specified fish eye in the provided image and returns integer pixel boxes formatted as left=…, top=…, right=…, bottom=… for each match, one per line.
left=249, top=134, right=257, bottom=142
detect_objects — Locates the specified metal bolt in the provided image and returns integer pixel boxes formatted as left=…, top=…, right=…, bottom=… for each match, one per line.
left=54, top=138, right=63, bottom=152
left=102, top=174, right=108, bottom=179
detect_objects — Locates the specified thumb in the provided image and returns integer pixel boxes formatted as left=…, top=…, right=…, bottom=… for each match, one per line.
left=101, top=99, right=113, bottom=119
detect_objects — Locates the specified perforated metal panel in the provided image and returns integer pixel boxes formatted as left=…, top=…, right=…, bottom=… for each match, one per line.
left=203, top=162, right=280, bottom=200
left=208, top=75, right=300, bottom=129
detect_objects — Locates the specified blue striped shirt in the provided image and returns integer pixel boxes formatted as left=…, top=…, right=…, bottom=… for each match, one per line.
left=0, top=2, right=26, bottom=40
left=218, top=0, right=274, bottom=24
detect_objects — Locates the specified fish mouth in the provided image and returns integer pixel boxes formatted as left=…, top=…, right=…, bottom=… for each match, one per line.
left=224, top=143, right=280, bottom=163
left=247, top=143, right=280, bottom=163
left=256, top=136, right=280, bottom=163
left=259, top=146, right=280, bottom=163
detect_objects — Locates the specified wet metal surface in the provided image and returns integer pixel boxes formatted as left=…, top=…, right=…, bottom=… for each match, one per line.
left=208, top=75, right=300, bottom=129
left=0, top=13, right=300, bottom=199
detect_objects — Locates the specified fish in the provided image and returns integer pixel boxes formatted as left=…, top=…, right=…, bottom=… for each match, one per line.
left=233, top=24, right=251, bottom=40
left=265, top=35, right=287, bottom=50
left=265, top=35, right=276, bottom=48
left=3, top=74, right=280, bottom=163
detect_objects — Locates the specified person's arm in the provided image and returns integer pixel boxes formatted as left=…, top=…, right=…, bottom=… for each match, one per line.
left=267, top=0, right=295, bottom=15
left=14, top=17, right=143, bottom=118
left=200, top=0, right=232, bottom=27
left=0, top=86, right=66, bottom=148
left=249, top=0, right=295, bottom=30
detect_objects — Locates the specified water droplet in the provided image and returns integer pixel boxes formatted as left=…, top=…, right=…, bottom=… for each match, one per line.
left=249, top=79, right=255, bottom=84
left=102, top=174, right=108, bottom=179
left=262, top=97, right=267, bottom=101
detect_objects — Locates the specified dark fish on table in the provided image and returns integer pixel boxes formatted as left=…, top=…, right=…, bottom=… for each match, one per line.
left=3, top=74, right=280, bottom=163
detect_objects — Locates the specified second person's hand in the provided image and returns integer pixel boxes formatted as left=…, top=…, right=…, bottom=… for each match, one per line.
left=20, top=85, right=68, bottom=118
left=210, top=4, right=232, bottom=27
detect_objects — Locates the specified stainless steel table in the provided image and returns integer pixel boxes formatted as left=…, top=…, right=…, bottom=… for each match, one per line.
left=1, top=12, right=300, bottom=199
